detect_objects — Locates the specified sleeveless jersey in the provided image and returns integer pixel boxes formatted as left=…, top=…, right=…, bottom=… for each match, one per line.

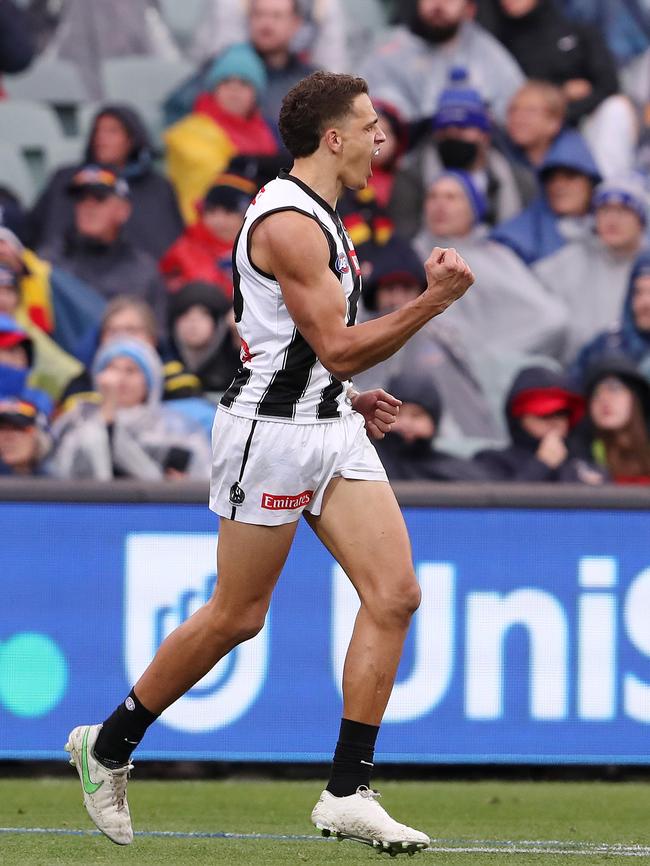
left=219, top=170, right=362, bottom=423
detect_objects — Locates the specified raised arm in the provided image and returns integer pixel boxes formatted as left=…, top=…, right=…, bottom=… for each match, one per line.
left=251, top=211, right=474, bottom=381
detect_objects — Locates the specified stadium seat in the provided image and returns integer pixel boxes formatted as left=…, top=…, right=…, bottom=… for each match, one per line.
left=0, top=141, right=36, bottom=205
left=101, top=56, right=193, bottom=145
left=4, top=58, right=88, bottom=135
left=0, top=100, right=72, bottom=191
left=158, top=0, right=207, bottom=50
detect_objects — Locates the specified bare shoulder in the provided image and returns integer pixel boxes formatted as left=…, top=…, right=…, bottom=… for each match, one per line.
left=252, top=210, right=330, bottom=279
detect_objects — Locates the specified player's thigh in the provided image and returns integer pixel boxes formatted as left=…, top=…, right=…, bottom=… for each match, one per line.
left=211, top=516, right=298, bottom=614
left=304, top=477, right=420, bottom=612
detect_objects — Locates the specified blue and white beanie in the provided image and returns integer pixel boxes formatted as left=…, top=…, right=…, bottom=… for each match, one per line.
left=92, top=337, right=163, bottom=404
left=592, top=174, right=649, bottom=225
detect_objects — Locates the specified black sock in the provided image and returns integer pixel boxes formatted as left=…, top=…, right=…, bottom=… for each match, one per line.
left=326, top=718, right=379, bottom=797
left=93, top=689, right=158, bottom=768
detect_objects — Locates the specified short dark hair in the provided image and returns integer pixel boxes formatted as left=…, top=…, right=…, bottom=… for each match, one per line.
left=279, top=72, right=369, bottom=159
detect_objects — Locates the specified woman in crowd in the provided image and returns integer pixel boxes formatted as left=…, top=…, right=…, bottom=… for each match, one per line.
left=581, top=355, right=650, bottom=484
left=49, top=337, right=211, bottom=480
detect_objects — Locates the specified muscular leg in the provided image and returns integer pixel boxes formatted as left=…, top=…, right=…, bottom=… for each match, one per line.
left=305, top=477, right=420, bottom=726
left=135, top=517, right=298, bottom=713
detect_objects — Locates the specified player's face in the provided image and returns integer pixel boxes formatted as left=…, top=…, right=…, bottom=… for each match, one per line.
left=336, top=94, right=386, bottom=190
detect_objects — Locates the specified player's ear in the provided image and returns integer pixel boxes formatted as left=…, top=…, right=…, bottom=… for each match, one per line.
left=324, top=127, right=342, bottom=154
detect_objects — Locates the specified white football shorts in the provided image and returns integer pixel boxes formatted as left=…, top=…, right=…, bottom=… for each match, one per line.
left=209, top=407, right=388, bottom=525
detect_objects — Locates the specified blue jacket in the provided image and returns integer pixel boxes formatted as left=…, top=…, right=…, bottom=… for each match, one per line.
left=491, top=130, right=601, bottom=264
left=569, top=249, right=650, bottom=386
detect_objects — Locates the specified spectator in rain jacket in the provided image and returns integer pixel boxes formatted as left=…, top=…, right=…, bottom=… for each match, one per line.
left=28, top=104, right=183, bottom=258
left=534, top=174, right=649, bottom=364
left=49, top=337, right=211, bottom=480
left=491, top=129, right=601, bottom=264
left=570, top=252, right=650, bottom=386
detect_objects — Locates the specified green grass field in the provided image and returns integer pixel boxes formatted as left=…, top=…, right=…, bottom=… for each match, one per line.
left=1, top=778, right=649, bottom=865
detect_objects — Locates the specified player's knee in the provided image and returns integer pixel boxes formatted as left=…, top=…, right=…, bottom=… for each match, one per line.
left=369, top=570, right=421, bottom=627
left=208, top=603, right=267, bottom=645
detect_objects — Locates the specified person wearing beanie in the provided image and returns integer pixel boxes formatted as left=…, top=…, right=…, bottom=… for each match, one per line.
left=160, top=171, right=257, bottom=295
left=474, top=365, right=605, bottom=482
left=570, top=252, right=650, bottom=386
left=373, top=371, right=491, bottom=481
left=354, top=234, right=501, bottom=443
left=165, top=42, right=279, bottom=224
left=50, top=336, right=212, bottom=481
left=167, top=281, right=241, bottom=394
left=492, top=129, right=602, bottom=264
left=28, top=105, right=183, bottom=259
left=414, top=173, right=567, bottom=371
left=579, top=354, right=650, bottom=484
left=392, top=67, right=524, bottom=236
left=534, top=173, right=649, bottom=364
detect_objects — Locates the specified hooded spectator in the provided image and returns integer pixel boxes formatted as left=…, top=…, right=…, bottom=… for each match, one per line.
left=491, top=130, right=601, bottom=264
left=492, top=0, right=635, bottom=175
left=373, top=372, right=491, bottom=481
left=581, top=354, right=650, bottom=484
left=28, top=105, right=184, bottom=258
left=392, top=67, right=524, bottom=236
left=49, top=337, right=212, bottom=480
left=360, top=0, right=524, bottom=123
left=0, top=0, right=34, bottom=75
left=37, top=166, right=167, bottom=325
left=168, top=282, right=241, bottom=394
left=563, top=0, right=650, bottom=68
left=570, top=253, right=650, bottom=386
left=474, top=366, right=603, bottom=482
left=534, top=174, right=649, bottom=363
left=354, top=234, right=501, bottom=443
left=165, top=43, right=279, bottom=224
left=503, top=80, right=569, bottom=204
left=160, top=172, right=257, bottom=294
left=414, top=172, right=567, bottom=366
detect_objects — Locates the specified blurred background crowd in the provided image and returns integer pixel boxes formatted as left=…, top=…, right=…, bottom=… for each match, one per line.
left=0, top=0, right=649, bottom=485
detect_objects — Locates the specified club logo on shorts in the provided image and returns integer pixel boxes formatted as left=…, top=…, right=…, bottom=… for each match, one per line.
left=261, top=490, right=314, bottom=510
left=335, top=251, right=350, bottom=274
left=229, top=482, right=246, bottom=506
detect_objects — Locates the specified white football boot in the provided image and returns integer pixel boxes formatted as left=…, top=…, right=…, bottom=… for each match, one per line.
left=64, top=724, right=134, bottom=845
left=311, top=786, right=430, bottom=856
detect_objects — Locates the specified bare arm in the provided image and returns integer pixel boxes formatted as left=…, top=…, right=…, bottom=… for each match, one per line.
left=252, top=212, right=474, bottom=381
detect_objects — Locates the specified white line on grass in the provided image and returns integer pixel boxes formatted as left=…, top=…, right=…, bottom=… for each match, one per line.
left=1, top=828, right=649, bottom=857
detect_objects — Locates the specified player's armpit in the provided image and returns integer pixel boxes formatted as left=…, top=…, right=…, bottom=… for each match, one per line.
left=252, top=211, right=353, bottom=380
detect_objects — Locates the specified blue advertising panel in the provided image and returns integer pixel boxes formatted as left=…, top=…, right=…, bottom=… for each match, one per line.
left=1, top=500, right=649, bottom=763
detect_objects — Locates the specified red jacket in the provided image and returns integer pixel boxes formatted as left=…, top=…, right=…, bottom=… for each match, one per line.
left=160, top=221, right=234, bottom=296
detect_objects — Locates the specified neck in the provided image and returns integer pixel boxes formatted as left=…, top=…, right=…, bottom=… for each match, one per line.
left=525, top=141, right=551, bottom=166
left=290, top=158, right=343, bottom=210
left=261, top=48, right=291, bottom=69
left=609, top=237, right=642, bottom=257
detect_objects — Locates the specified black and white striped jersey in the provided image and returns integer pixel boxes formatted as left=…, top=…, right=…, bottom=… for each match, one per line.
left=220, top=170, right=362, bottom=423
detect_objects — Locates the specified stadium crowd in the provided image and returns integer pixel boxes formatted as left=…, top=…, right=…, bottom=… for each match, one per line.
left=1, top=0, right=649, bottom=484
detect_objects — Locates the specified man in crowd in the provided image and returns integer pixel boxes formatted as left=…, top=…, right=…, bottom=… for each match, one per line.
left=360, top=0, right=524, bottom=123
left=37, top=166, right=167, bottom=325
left=392, top=66, right=523, bottom=235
